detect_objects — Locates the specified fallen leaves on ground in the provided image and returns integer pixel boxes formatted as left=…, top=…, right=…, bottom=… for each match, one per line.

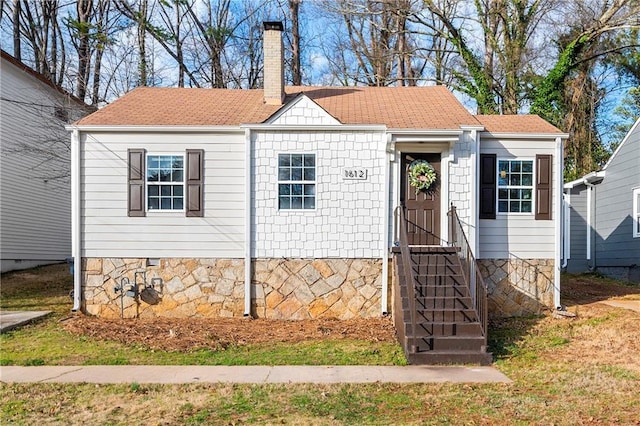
left=62, top=315, right=397, bottom=352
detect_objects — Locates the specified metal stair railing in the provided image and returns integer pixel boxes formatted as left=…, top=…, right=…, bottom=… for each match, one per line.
left=447, top=205, right=489, bottom=345
left=395, top=205, right=420, bottom=353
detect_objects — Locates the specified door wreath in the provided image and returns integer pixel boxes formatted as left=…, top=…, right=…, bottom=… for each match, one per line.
left=408, top=160, right=437, bottom=194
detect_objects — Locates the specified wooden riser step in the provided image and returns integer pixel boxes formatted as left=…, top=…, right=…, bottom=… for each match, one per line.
left=407, top=351, right=493, bottom=366
left=407, top=336, right=486, bottom=352
left=403, top=322, right=484, bottom=337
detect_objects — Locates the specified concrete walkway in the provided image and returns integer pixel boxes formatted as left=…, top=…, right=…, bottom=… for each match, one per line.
left=0, top=365, right=511, bottom=384
left=600, top=300, right=640, bottom=313
left=0, top=310, right=51, bottom=333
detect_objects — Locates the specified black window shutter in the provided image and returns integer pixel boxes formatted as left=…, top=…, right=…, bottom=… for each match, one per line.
left=186, top=149, right=204, bottom=217
left=536, top=154, right=552, bottom=220
left=128, top=149, right=146, bottom=217
left=479, top=154, right=497, bottom=219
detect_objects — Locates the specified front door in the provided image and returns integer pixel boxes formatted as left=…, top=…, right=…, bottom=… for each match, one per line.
left=401, top=153, right=441, bottom=245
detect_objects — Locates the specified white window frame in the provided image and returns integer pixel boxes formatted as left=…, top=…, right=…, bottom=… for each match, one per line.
left=496, top=158, right=535, bottom=215
left=146, top=153, right=186, bottom=212
left=277, top=152, right=317, bottom=211
left=633, top=187, right=640, bottom=238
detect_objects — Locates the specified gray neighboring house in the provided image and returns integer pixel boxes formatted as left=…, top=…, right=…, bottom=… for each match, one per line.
left=563, top=118, right=640, bottom=282
left=1, top=50, right=92, bottom=273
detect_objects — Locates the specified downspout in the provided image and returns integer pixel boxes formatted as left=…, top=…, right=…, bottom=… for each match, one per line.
left=586, top=182, right=593, bottom=264
left=244, top=129, right=252, bottom=317
left=561, top=192, right=570, bottom=268
left=71, top=128, right=82, bottom=311
left=381, top=132, right=392, bottom=315
left=554, top=136, right=563, bottom=309
left=472, top=129, right=480, bottom=257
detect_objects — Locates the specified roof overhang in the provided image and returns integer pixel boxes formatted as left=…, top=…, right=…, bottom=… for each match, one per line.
left=564, top=171, right=605, bottom=189
left=241, top=123, right=387, bottom=131
left=480, top=131, right=569, bottom=140
left=66, top=125, right=244, bottom=133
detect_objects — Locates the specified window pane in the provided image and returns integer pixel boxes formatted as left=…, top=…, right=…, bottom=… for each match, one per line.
left=147, top=170, right=159, bottom=182
left=173, top=198, right=183, bottom=210
left=173, top=157, right=183, bottom=168
left=291, top=155, right=302, bottom=166
left=291, top=197, right=303, bottom=209
left=510, top=189, right=520, bottom=199
left=173, top=185, right=183, bottom=196
left=304, top=197, right=315, bottom=209
left=161, top=185, right=171, bottom=196
left=498, top=201, right=508, bottom=212
left=148, top=198, right=159, bottom=210
left=522, top=189, right=532, bottom=200
left=160, top=170, right=171, bottom=182
left=291, top=184, right=303, bottom=195
left=161, top=198, right=171, bottom=209
left=148, top=186, right=159, bottom=196
left=498, top=161, right=509, bottom=172
left=498, top=189, right=508, bottom=199
left=279, top=154, right=290, bottom=167
left=510, top=174, right=521, bottom=185
left=304, top=168, right=315, bottom=180
left=510, top=201, right=520, bottom=212
left=521, top=201, right=532, bottom=213
left=172, top=170, right=183, bottom=182
left=278, top=169, right=290, bottom=180
left=511, top=161, right=521, bottom=172
left=279, top=197, right=290, bottom=209
left=291, top=167, right=303, bottom=181
left=304, top=155, right=315, bottom=167
left=522, top=173, right=533, bottom=186
left=279, top=184, right=290, bottom=196
left=148, top=156, right=159, bottom=168
left=498, top=175, right=508, bottom=186
left=304, top=184, right=315, bottom=196
left=522, top=161, right=533, bottom=172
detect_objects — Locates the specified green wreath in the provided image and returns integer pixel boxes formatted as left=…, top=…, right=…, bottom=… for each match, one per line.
left=408, top=160, right=437, bottom=193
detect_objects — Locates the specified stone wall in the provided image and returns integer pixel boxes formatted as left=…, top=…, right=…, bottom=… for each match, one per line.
left=82, top=257, right=382, bottom=320
left=252, top=258, right=382, bottom=319
left=478, top=258, right=555, bottom=318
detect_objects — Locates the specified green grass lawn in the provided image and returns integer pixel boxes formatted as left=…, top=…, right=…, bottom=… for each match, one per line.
left=2, top=265, right=640, bottom=424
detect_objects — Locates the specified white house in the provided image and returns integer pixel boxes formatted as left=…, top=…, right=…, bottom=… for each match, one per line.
left=67, top=23, right=566, bottom=325
left=1, top=50, right=92, bottom=272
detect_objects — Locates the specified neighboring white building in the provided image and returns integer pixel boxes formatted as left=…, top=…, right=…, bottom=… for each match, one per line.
left=1, top=50, right=92, bottom=273
left=68, top=23, right=566, bottom=320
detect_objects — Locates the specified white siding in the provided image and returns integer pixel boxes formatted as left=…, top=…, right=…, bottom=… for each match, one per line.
left=252, top=129, right=386, bottom=258
left=479, top=138, right=558, bottom=259
left=80, top=131, right=246, bottom=258
left=0, top=57, right=86, bottom=271
left=267, top=95, right=341, bottom=126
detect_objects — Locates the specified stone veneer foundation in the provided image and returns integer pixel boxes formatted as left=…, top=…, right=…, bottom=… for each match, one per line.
left=82, top=258, right=382, bottom=320
left=478, top=258, right=555, bottom=318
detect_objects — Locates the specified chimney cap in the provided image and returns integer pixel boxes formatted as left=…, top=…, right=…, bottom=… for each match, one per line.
left=263, top=21, right=284, bottom=31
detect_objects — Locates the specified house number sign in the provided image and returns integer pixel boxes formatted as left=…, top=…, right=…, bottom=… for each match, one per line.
left=342, top=168, right=368, bottom=180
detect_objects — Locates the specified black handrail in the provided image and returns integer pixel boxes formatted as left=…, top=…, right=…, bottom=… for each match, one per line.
left=395, top=206, right=419, bottom=353
left=447, top=205, right=488, bottom=344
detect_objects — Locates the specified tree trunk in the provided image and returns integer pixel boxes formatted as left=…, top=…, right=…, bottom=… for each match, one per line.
left=289, top=0, right=302, bottom=85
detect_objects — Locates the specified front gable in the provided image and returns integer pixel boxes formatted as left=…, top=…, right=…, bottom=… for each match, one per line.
left=266, top=94, right=341, bottom=126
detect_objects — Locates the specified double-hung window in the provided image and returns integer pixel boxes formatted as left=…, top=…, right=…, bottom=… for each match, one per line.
left=146, top=154, right=184, bottom=211
left=634, top=187, right=640, bottom=238
left=497, top=159, right=534, bottom=213
left=278, top=153, right=316, bottom=210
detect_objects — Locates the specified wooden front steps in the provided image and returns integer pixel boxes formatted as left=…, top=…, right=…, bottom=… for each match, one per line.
left=393, top=247, right=492, bottom=365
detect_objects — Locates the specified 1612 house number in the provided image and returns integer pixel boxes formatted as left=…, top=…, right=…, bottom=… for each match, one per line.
left=342, top=168, right=368, bottom=180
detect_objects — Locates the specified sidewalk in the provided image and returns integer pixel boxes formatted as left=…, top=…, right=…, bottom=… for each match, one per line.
left=0, top=310, right=51, bottom=333
left=0, top=365, right=511, bottom=384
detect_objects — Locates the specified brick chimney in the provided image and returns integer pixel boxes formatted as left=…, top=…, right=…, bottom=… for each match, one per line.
left=263, top=21, right=284, bottom=105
